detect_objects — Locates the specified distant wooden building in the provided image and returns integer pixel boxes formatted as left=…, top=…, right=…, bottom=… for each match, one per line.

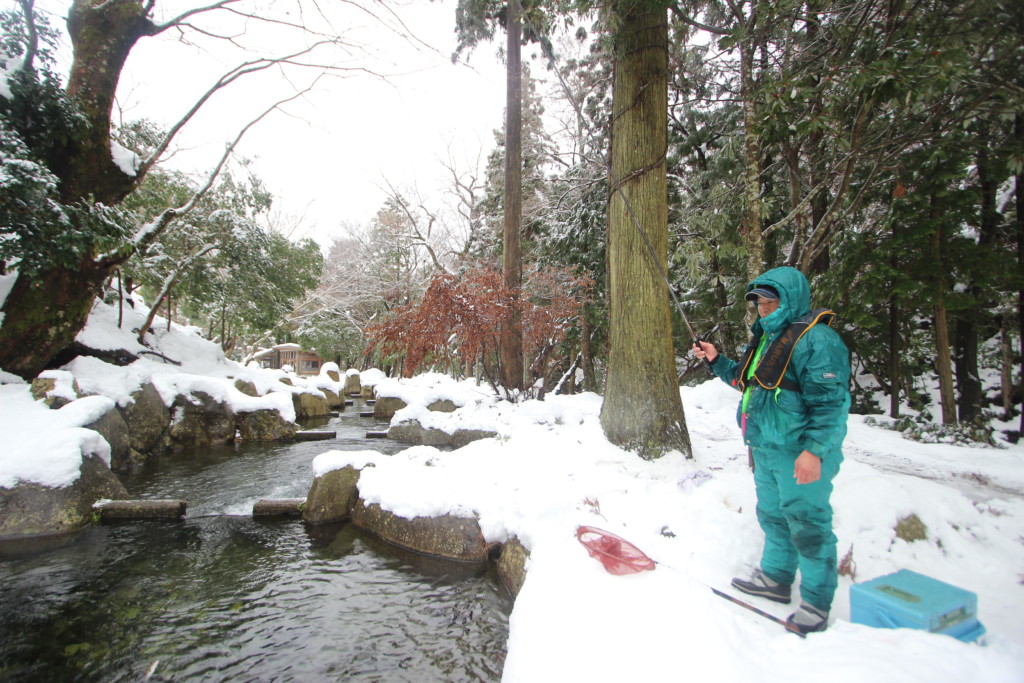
left=252, top=343, right=325, bottom=376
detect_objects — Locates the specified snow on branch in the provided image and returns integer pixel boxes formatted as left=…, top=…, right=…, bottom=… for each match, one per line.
left=135, top=242, right=218, bottom=344
left=96, top=80, right=321, bottom=268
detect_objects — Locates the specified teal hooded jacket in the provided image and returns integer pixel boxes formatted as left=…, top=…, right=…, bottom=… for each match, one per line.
left=710, top=267, right=851, bottom=458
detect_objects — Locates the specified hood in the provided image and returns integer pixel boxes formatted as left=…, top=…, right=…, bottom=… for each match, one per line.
left=747, top=266, right=811, bottom=335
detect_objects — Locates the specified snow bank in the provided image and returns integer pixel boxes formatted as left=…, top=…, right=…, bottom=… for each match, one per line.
left=0, top=385, right=113, bottom=488
left=373, top=372, right=488, bottom=407
left=358, top=368, right=387, bottom=387
left=312, top=377, right=1024, bottom=683
left=0, top=294, right=348, bottom=487
left=381, top=373, right=604, bottom=437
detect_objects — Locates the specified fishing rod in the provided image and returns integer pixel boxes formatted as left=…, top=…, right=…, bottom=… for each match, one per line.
left=609, top=162, right=714, bottom=373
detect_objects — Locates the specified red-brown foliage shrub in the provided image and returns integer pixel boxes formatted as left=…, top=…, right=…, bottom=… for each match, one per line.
left=365, top=266, right=592, bottom=385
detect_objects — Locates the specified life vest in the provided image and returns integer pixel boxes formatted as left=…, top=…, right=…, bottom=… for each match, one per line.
left=734, top=308, right=836, bottom=393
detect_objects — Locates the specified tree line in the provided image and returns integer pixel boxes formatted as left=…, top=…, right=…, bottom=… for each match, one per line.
left=363, top=0, right=1022, bottom=448
left=442, top=0, right=1023, bottom=442
left=0, top=0, right=1021, bottom=455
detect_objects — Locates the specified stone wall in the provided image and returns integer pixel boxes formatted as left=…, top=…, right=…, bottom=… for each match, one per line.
left=5, top=374, right=331, bottom=539
left=29, top=377, right=331, bottom=471
left=303, top=464, right=529, bottom=598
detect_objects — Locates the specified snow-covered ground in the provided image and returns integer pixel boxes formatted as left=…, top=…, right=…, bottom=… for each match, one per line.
left=1, top=296, right=1022, bottom=681
left=318, top=374, right=1024, bottom=682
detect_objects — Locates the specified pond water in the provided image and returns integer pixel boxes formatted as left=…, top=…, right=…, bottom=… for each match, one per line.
left=0, top=399, right=511, bottom=682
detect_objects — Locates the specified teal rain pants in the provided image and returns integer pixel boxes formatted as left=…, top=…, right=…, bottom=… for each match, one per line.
left=752, top=445, right=842, bottom=612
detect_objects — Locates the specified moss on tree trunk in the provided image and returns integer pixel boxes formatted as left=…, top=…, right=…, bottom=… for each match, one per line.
left=600, top=0, right=691, bottom=460
left=0, top=2, right=161, bottom=378
left=64, top=0, right=159, bottom=204
left=0, top=259, right=108, bottom=379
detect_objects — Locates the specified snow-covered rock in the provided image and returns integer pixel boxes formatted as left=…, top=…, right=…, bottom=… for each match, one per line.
left=0, top=293, right=350, bottom=538
left=0, top=453, right=128, bottom=539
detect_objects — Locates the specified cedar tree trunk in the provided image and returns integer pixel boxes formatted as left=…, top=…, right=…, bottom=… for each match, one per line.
left=739, top=38, right=764, bottom=280
left=929, top=195, right=957, bottom=425
left=499, top=0, right=524, bottom=391
left=599, top=0, right=691, bottom=459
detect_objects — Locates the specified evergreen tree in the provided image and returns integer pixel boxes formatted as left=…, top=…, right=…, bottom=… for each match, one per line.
left=456, top=0, right=558, bottom=392
left=538, top=21, right=611, bottom=391
left=121, top=157, right=322, bottom=355
left=480, top=67, right=557, bottom=259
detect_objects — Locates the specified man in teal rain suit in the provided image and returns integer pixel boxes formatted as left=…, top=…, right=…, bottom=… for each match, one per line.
left=694, top=266, right=850, bottom=634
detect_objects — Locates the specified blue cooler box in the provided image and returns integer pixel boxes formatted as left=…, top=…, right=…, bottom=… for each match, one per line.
left=850, top=569, right=986, bottom=642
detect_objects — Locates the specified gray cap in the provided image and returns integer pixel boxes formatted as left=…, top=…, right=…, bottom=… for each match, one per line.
left=745, top=285, right=780, bottom=302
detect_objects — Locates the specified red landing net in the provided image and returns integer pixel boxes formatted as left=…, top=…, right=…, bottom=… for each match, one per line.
left=576, top=525, right=656, bottom=576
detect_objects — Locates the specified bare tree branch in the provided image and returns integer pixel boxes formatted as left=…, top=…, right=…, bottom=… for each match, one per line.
left=135, top=42, right=352, bottom=177
left=98, top=79, right=322, bottom=268
left=153, top=0, right=244, bottom=32
left=383, top=180, right=448, bottom=272
left=136, top=242, right=219, bottom=344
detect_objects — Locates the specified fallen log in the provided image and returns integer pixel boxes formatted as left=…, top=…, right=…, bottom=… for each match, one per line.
left=292, top=430, right=336, bottom=441
left=252, top=498, right=305, bottom=518
left=95, top=499, right=186, bottom=520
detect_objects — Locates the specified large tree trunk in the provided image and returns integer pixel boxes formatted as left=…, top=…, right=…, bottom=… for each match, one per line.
left=930, top=196, right=957, bottom=425
left=0, top=258, right=110, bottom=379
left=954, top=320, right=980, bottom=423
left=887, top=214, right=901, bottom=417
left=63, top=0, right=159, bottom=204
left=0, top=1, right=159, bottom=378
left=805, top=7, right=830, bottom=275
left=1017, top=113, right=1024, bottom=435
left=955, top=127, right=1000, bottom=423
left=739, top=37, right=764, bottom=280
left=888, top=288, right=901, bottom=419
left=934, top=303, right=957, bottom=425
left=599, top=0, right=691, bottom=459
left=499, top=0, right=524, bottom=392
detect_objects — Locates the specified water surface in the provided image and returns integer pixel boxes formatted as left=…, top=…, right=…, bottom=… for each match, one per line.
left=0, top=400, right=510, bottom=681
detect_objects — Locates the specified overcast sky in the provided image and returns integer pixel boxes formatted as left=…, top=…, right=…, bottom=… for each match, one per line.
left=31, top=0, right=511, bottom=249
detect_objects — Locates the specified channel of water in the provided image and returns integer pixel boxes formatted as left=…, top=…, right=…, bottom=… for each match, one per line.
left=0, top=397, right=511, bottom=682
